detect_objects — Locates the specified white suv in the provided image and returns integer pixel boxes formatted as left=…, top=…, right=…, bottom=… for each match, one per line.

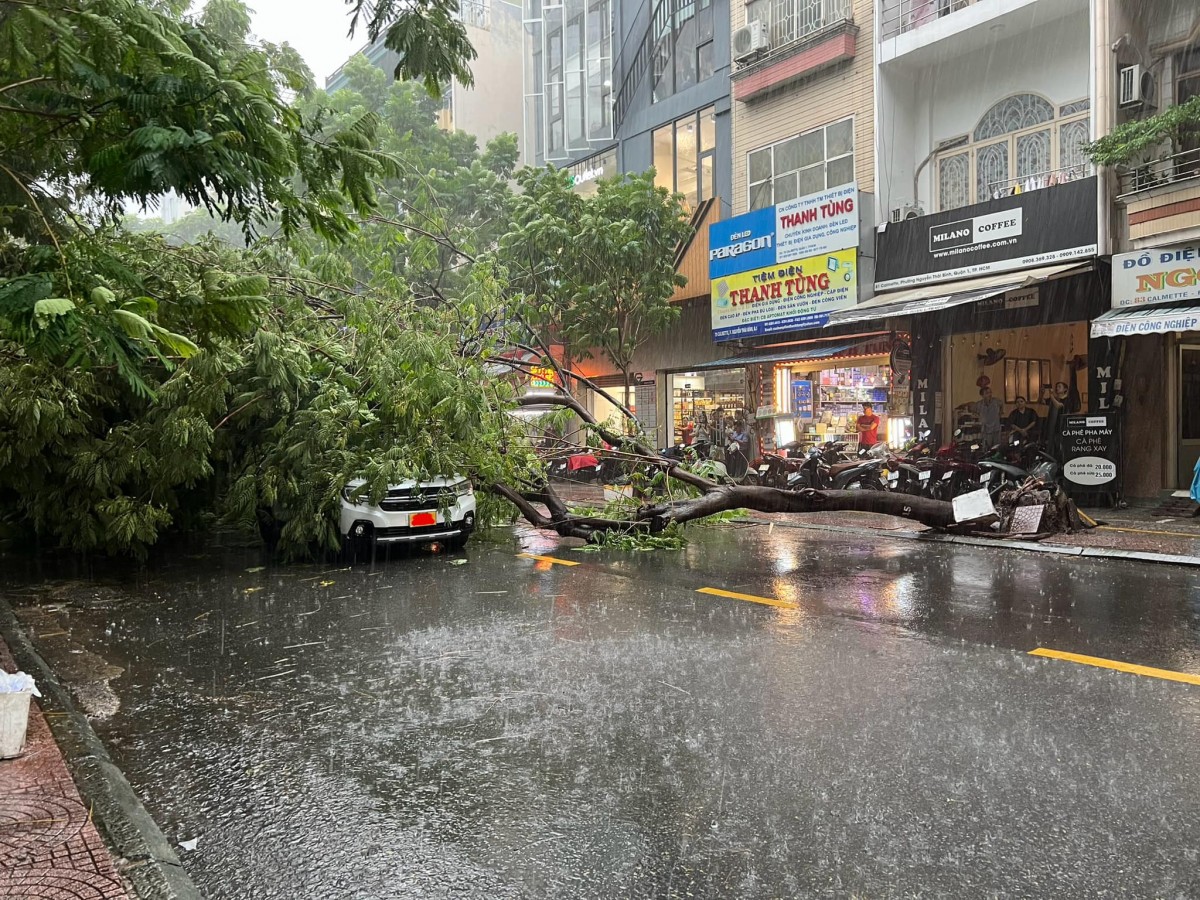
left=340, top=476, right=476, bottom=555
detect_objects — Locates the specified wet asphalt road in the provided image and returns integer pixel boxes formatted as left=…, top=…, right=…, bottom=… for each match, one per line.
left=7, top=523, right=1200, bottom=899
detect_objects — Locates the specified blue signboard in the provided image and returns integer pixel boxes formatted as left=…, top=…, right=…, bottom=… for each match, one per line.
left=707, top=206, right=776, bottom=279
left=792, top=380, right=813, bottom=421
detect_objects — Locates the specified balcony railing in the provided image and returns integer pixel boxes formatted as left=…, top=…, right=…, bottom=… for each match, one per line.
left=1117, top=146, right=1200, bottom=199
left=980, top=162, right=1094, bottom=203
left=742, top=0, right=852, bottom=67
left=879, top=0, right=976, bottom=41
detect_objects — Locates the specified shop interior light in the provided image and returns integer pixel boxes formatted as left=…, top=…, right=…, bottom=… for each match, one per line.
left=776, top=418, right=796, bottom=448
left=887, top=416, right=913, bottom=448
left=774, top=367, right=791, bottom=415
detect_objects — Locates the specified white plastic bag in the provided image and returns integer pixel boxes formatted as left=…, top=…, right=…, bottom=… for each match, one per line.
left=0, top=671, right=41, bottom=696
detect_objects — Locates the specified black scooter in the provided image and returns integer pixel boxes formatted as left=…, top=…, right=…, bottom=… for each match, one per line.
left=793, top=443, right=888, bottom=491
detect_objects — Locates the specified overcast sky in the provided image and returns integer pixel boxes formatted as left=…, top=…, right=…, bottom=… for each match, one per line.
left=249, top=0, right=365, bottom=86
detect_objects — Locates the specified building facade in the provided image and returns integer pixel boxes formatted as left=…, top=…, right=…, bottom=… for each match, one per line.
left=325, top=0, right=527, bottom=161
left=671, top=0, right=890, bottom=459
left=521, top=0, right=734, bottom=215
left=521, top=0, right=738, bottom=441
left=1090, top=0, right=1200, bottom=497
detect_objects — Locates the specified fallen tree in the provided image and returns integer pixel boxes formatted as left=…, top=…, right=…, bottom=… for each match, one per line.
left=493, top=390, right=963, bottom=542
left=493, top=388, right=1090, bottom=544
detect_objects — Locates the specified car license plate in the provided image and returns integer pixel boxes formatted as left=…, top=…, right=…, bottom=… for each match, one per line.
left=980, top=472, right=992, bottom=483
left=919, top=471, right=931, bottom=482
left=942, top=471, right=953, bottom=480
left=758, top=465, right=770, bottom=474
left=410, top=511, right=438, bottom=527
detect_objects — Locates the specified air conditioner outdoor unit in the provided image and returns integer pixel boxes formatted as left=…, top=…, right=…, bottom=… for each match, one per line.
left=733, top=20, right=770, bottom=61
left=1118, top=64, right=1156, bottom=108
left=889, top=204, right=923, bottom=223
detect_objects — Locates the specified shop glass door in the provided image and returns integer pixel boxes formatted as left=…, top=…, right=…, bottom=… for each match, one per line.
left=1179, top=346, right=1200, bottom=487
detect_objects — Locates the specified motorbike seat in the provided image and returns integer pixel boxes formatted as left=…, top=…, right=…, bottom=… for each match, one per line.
left=828, top=461, right=861, bottom=477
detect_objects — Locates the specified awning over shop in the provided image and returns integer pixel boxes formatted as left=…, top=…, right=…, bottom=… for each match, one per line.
left=823, top=262, right=1092, bottom=328
left=686, top=337, right=881, bottom=371
left=1090, top=304, right=1200, bottom=338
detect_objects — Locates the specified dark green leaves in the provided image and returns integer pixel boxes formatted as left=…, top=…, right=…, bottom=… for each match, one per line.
left=347, top=0, right=478, bottom=96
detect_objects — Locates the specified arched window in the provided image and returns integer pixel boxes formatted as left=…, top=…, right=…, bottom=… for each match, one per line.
left=935, top=93, right=1091, bottom=212
left=973, top=94, right=1055, bottom=140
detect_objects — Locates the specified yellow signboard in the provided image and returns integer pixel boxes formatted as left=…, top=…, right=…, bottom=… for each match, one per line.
left=711, top=248, right=858, bottom=340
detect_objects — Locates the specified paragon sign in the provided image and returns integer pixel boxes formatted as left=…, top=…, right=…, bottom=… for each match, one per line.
left=708, top=183, right=860, bottom=339
left=876, top=176, right=1098, bottom=290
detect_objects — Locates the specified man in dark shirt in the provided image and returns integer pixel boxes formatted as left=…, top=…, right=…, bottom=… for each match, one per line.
left=1007, top=395, right=1039, bottom=441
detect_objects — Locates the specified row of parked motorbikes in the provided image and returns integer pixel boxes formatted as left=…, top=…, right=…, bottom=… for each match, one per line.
left=548, top=432, right=1060, bottom=504
left=753, top=432, right=1060, bottom=502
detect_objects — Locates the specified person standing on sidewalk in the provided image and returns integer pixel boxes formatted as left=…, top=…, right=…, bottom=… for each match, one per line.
left=857, top=403, right=881, bottom=450
left=1191, top=455, right=1200, bottom=517
left=975, top=387, right=1003, bottom=448
left=1007, top=396, right=1039, bottom=441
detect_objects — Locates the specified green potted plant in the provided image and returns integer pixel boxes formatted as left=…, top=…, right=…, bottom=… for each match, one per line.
left=1086, top=95, right=1200, bottom=187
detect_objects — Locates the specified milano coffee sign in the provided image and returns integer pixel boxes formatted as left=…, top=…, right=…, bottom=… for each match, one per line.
left=876, top=176, right=1098, bottom=290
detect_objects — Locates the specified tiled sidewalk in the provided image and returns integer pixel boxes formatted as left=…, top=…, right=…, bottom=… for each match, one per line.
left=0, top=641, right=129, bottom=900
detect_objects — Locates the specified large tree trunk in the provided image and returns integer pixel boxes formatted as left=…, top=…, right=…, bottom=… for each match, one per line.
left=504, top=378, right=1084, bottom=544
left=491, top=480, right=959, bottom=541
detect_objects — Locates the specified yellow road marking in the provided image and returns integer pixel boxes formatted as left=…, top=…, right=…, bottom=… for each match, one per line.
left=516, top=553, right=580, bottom=567
left=1097, top=524, right=1200, bottom=538
left=696, top=587, right=798, bottom=610
left=1029, top=647, right=1200, bottom=686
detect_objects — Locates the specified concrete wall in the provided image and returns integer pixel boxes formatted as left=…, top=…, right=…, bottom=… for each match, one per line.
left=730, top=0, right=877, bottom=216
left=453, top=2, right=527, bottom=159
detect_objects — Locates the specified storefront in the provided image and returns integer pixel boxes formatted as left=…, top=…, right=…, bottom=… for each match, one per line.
left=567, top=147, right=618, bottom=197
left=666, top=368, right=749, bottom=447
left=1090, top=242, right=1200, bottom=495
left=827, top=266, right=1105, bottom=448
left=684, top=333, right=912, bottom=455
left=827, top=176, right=1105, bottom=454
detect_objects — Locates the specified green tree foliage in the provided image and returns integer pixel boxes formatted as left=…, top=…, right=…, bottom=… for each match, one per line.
left=1086, top=95, right=1200, bottom=166
left=347, top=0, right=478, bottom=97
left=0, top=0, right=392, bottom=242
left=501, top=169, right=691, bottom=394
left=0, top=0, right=696, bottom=557
left=294, top=58, right=517, bottom=303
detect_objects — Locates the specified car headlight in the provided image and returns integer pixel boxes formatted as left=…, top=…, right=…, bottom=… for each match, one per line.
left=455, top=481, right=473, bottom=496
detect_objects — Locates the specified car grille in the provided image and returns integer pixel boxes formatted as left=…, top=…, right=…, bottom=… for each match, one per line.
left=376, top=523, right=458, bottom=538
left=379, top=489, right=456, bottom=512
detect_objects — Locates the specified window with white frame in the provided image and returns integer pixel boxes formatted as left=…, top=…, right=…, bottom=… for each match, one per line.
left=934, top=93, right=1091, bottom=212
left=747, top=117, right=853, bottom=211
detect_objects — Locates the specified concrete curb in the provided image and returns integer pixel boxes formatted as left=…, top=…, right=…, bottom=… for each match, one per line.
left=749, top=518, right=1200, bottom=568
left=0, top=600, right=204, bottom=900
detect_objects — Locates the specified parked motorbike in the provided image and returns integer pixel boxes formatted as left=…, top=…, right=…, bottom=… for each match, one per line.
left=978, top=438, right=1061, bottom=499
left=547, top=452, right=603, bottom=482
left=752, top=446, right=812, bottom=488
left=724, top=440, right=758, bottom=484
left=794, top=442, right=889, bottom=491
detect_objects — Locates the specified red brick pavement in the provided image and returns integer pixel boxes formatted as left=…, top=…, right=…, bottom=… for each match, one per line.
left=0, top=641, right=129, bottom=900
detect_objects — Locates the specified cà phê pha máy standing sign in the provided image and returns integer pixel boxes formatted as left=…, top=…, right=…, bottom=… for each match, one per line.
left=1060, top=415, right=1120, bottom=495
